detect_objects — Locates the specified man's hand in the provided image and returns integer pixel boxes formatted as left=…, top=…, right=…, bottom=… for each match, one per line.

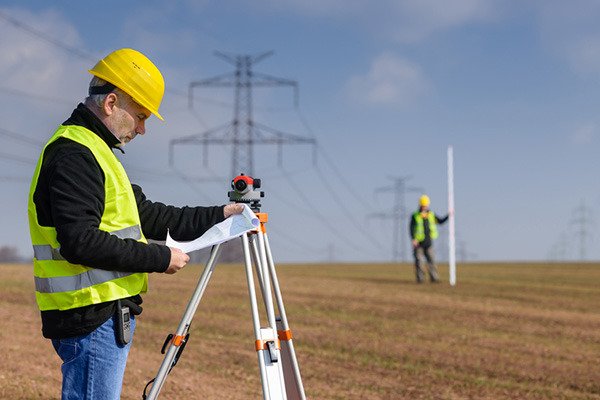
left=165, top=247, right=190, bottom=274
left=224, top=203, right=245, bottom=218
left=412, top=239, right=419, bottom=248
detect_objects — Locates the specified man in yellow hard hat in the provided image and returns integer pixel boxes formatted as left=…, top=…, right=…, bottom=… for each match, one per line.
left=409, top=194, right=449, bottom=283
left=28, top=48, right=244, bottom=399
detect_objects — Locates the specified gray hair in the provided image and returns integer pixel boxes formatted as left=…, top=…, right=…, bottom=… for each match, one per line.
left=85, top=76, right=133, bottom=108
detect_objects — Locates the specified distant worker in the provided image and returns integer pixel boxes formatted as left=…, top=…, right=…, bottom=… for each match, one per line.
left=409, top=194, right=449, bottom=283
left=27, top=48, right=244, bottom=399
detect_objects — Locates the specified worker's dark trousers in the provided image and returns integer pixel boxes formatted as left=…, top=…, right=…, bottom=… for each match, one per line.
left=413, top=243, right=439, bottom=283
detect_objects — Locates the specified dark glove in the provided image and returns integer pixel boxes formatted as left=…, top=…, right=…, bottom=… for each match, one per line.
left=121, top=297, right=143, bottom=316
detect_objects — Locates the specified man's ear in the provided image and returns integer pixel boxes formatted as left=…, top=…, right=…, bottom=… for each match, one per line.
left=102, top=93, right=118, bottom=117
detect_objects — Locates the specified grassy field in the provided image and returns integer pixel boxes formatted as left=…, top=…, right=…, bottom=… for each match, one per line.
left=0, top=261, right=599, bottom=399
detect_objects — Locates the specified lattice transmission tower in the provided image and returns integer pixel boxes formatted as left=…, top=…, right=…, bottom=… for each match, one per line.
left=169, top=51, right=316, bottom=178
left=369, top=176, right=422, bottom=262
left=570, top=199, right=594, bottom=261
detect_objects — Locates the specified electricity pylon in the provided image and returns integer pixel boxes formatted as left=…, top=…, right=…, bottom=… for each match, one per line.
left=370, top=176, right=422, bottom=262
left=169, top=51, right=316, bottom=178
left=570, top=199, right=594, bottom=261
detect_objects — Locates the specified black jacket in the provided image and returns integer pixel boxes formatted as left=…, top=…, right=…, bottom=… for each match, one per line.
left=33, top=103, right=225, bottom=338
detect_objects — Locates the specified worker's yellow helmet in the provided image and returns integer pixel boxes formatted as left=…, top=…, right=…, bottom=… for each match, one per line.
left=88, top=48, right=165, bottom=120
left=419, top=195, right=430, bottom=207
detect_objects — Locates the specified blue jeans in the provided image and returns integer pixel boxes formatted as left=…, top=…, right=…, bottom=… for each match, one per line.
left=51, top=314, right=136, bottom=400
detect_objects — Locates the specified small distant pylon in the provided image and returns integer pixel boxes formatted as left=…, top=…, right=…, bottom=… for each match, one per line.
left=369, top=175, right=422, bottom=262
left=570, top=199, right=594, bottom=261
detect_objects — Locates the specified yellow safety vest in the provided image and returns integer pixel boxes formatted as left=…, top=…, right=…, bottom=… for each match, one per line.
left=413, top=211, right=438, bottom=242
left=28, top=124, right=148, bottom=311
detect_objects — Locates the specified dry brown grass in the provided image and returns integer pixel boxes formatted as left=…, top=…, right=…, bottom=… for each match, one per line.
left=1, top=261, right=599, bottom=399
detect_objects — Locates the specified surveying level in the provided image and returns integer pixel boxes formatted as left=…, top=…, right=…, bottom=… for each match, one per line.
left=228, top=173, right=264, bottom=211
left=143, top=175, right=306, bottom=400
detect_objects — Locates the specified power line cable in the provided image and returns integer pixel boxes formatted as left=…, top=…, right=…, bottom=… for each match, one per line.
left=188, top=108, right=210, bottom=129
left=170, top=167, right=221, bottom=204
left=0, top=85, right=73, bottom=106
left=119, top=162, right=175, bottom=180
left=0, top=10, right=96, bottom=62
left=253, top=168, right=322, bottom=216
left=124, top=171, right=170, bottom=183
left=295, top=108, right=388, bottom=251
left=165, top=87, right=187, bottom=97
left=265, top=224, right=323, bottom=254
left=0, top=13, right=213, bottom=107
left=291, top=105, right=386, bottom=256
left=0, top=152, right=37, bottom=165
left=265, top=185, right=315, bottom=216
left=278, top=167, right=376, bottom=255
left=314, top=145, right=374, bottom=209
left=295, top=107, right=373, bottom=210
left=258, top=164, right=312, bottom=181
left=0, top=176, right=30, bottom=182
left=166, top=88, right=233, bottom=111
left=312, top=163, right=386, bottom=251
left=0, top=127, right=45, bottom=147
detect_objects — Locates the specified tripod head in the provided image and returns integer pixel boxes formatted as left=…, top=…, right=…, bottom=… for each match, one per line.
left=228, top=173, right=264, bottom=212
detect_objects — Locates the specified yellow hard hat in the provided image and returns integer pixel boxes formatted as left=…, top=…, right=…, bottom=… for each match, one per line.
left=419, top=195, right=430, bottom=207
left=88, top=48, right=165, bottom=120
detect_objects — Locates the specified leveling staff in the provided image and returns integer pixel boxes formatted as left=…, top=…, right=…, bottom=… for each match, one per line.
left=27, top=48, right=244, bottom=400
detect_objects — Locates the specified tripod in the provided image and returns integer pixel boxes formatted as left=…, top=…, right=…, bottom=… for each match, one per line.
left=143, top=178, right=306, bottom=400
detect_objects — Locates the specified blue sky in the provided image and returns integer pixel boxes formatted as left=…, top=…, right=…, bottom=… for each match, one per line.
left=1, top=1, right=600, bottom=263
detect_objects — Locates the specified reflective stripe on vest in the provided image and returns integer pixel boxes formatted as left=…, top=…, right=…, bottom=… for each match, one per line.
left=33, top=223, right=143, bottom=293
left=32, top=225, right=142, bottom=261
left=413, top=211, right=438, bottom=242
left=33, top=245, right=65, bottom=261
left=35, top=269, right=135, bottom=293
left=28, top=124, right=148, bottom=311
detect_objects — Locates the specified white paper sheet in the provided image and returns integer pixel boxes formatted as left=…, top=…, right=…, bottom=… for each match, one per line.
left=165, top=204, right=260, bottom=253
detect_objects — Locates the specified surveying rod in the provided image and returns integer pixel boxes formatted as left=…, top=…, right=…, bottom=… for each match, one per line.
left=447, top=145, right=456, bottom=286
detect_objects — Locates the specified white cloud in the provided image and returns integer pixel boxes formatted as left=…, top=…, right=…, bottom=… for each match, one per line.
left=533, top=0, right=600, bottom=76
left=572, top=123, right=596, bottom=145
left=255, top=0, right=363, bottom=17
left=383, top=0, right=500, bottom=43
left=0, top=7, right=90, bottom=96
left=0, top=6, right=99, bottom=211
left=346, top=52, right=430, bottom=107
left=567, top=36, right=600, bottom=74
left=252, top=0, right=502, bottom=43
left=0, top=6, right=96, bottom=151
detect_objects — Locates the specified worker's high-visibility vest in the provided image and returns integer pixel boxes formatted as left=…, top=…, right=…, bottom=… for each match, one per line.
left=412, top=211, right=438, bottom=242
left=28, top=124, right=148, bottom=311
